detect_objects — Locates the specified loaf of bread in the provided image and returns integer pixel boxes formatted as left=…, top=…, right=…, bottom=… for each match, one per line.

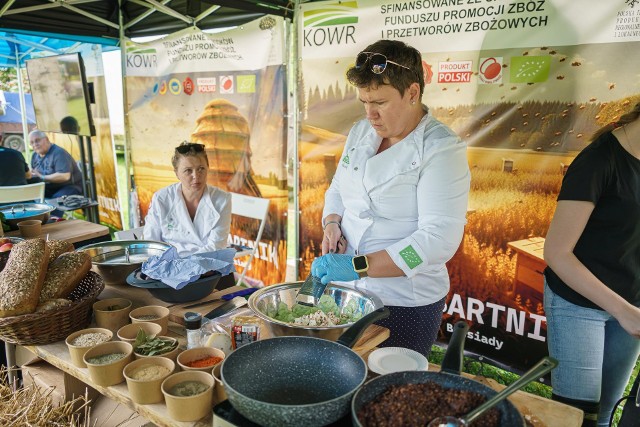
left=46, top=240, right=74, bottom=264
left=0, top=239, right=50, bottom=317
left=40, top=251, right=92, bottom=302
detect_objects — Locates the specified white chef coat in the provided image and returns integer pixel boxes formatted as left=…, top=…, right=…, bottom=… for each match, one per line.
left=143, top=183, right=232, bottom=258
left=323, top=110, right=470, bottom=307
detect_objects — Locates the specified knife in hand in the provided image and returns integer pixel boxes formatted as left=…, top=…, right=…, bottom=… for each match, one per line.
left=204, top=297, right=247, bottom=320
left=181, top=287, right=258, bottom=309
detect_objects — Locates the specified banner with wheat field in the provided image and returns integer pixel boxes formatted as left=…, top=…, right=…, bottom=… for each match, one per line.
left=125, top=17, right=288, bottom=286
left=298, top=0, right=640, bottom=372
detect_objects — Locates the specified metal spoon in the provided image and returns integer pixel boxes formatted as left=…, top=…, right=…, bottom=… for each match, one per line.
left=428, top=356, right=558, bottom=427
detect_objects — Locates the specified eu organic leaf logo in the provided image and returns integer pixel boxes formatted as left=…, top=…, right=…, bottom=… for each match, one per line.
left=399, top=245, right=423, bottom=269
left=510, top=56, right=550, bottom=83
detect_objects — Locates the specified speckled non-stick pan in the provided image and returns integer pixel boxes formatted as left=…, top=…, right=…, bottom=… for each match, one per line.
left=351, top=322, right=524, bottom=426
left=221, top=307, right=389, bottom=427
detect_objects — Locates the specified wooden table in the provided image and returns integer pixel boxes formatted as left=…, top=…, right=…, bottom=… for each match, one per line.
left=18, top=284, right=390, bottom=427
left=5, top=219, right=110, bottom=246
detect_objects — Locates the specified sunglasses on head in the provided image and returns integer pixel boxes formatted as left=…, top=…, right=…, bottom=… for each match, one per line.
left=175, top=142, right=205, bottom=154
left=355, top=52, right=412, bottom=74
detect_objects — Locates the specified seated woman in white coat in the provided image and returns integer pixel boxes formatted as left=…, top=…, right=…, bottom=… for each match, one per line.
left=143, top=142, right=232, bottom=258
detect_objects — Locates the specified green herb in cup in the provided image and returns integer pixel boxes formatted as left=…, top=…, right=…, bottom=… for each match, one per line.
left=134, top=329, right=178, bottom=356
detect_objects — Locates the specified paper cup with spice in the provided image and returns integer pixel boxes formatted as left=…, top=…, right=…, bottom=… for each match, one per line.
left=130, top=305, right=169, bottom=335
left=133, top=329, right=181, bottom=361
left=117, top=321, right=162, bottom=343
left=65, top=327, right=113, bottom=368
left=161, top=370, right=214, bottom=422
left=83, top=341, right=133, bottom=387
left=93, top=298, right=132, bottom=333
left=177, top=346, right=225, bottom=372
left=124, top=356, right=175, bottom=404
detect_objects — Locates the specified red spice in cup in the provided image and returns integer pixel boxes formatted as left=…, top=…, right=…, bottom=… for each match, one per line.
left=185, top=355, right=223, bottom=368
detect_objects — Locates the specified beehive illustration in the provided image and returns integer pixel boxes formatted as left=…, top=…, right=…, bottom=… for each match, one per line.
left=191, top=99, right=261, bottom=197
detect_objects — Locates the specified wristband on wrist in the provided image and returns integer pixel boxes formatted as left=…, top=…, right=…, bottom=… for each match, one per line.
left=322, top=220, right=341, bottom=230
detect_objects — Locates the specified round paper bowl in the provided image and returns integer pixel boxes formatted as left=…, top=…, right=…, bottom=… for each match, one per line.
left=93, top=298, right=132, bottom=333
left=161, top=371, right=214, bottom=422
left=83, top=341, right=133, bottom=387
left=211, top=363, right=227, bottom=404
left=124, top=356, right=175, bottom=404
left=177, top=347, right=225, bottom=372
left=117, top=322, right=162, bottom=343
left=129, top=305, right=170, bottom=336
left=17, top=219, right=42, bottom=238
left=65, top=328, right=113, bottom=368
left=133, top=336, right=181, bottom=362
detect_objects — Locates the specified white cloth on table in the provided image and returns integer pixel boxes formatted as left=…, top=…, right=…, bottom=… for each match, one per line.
left=141, top=246, right=236, bottom=289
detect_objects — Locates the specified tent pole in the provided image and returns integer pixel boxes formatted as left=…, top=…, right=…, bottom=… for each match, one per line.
left=15, top=45, right=31, bottom=159
left=118, top=0, right=137, bottom=228
left=288, top=1, right=301, bottom=281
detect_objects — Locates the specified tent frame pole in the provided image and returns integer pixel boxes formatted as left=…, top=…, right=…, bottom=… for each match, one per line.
left=118, top=0, right=138, bottom=228
left=288, top=0, right=301, bottom=281
left=15, top=45, right=31, bottom=160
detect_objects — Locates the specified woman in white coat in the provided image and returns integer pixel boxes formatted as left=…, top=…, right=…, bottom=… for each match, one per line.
left=312, top=40, right=470, bottom=355
left=144, top=142, right=231, bottom=258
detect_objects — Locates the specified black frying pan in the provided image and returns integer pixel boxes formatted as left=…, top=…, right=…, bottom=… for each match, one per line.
left=352, top=322, right=524, bottom=426
left=221, top=307, right=390, bottom=427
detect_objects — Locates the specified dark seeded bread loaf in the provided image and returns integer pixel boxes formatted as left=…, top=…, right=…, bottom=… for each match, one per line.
left=0, top=239, right=50, bottom=317
left=39, top=251, right=92, bottom=302
left=46, top=240, right=75, bottom=264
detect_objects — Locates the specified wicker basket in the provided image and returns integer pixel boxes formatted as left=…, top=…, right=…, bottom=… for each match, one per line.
left=0, top=271, right=105, bottom=345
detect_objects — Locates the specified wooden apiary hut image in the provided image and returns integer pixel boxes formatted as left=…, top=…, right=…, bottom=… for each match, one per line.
left=191, top=99, right=261, bottom=197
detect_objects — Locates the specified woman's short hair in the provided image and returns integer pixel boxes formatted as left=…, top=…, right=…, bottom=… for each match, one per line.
left=171, top=142, right=209, bottom=169
left=346, top=39, right=425, bottom=98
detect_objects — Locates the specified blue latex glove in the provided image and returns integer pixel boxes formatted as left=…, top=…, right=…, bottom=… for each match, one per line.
left=311, top=253, right=358, bottom=284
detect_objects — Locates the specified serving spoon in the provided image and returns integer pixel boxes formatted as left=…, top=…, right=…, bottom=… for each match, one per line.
left=428, top=356, right=558, bottom=427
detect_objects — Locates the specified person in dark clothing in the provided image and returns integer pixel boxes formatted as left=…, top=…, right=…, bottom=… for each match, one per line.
left=28, top=130, right=83, bottom=199
left=543, top=101, right=640, bottom=427
left=0, top=133, right=31, bottom=187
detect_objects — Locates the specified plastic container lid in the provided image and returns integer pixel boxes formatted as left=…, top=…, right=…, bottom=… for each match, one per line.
left=184, top=311, right=202, bottom=330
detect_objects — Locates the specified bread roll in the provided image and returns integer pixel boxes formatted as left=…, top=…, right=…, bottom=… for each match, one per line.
left=46, top=240, right=74, bottom=264
left=0, top=239, right=50, bottom=317
left=40, top=251, right=92, bottom=302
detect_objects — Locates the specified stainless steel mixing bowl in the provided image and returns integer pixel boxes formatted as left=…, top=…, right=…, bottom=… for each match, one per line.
left=77, top=240, right=172, bottom=286
left=248, top=281, right=384, bottom=341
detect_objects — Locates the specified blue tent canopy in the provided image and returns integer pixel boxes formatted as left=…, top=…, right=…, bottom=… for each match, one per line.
left=0, top=91, right=35, bottom=124
left=0, top=29, right=117, bottom=68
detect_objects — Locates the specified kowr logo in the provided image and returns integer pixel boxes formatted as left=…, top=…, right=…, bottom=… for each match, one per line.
left=303, top=1, right=358, bottom=47
left=126, top=43, right=158, bottom=69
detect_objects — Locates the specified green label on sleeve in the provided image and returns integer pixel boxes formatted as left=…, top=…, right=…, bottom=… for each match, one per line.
left=399, top=245, right=423, bottom=269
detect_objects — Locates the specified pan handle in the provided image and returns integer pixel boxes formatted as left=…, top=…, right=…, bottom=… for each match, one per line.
left=440, top=321, right=469, bottom=375
left=336, top=307, right=390, bottom=349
